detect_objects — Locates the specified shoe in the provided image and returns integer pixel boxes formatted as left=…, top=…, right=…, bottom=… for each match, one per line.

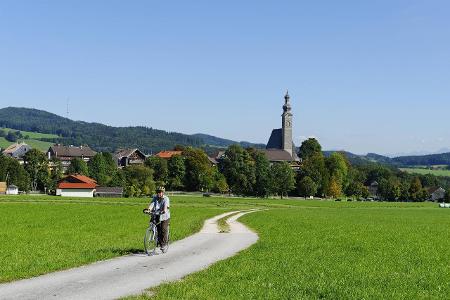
left=161, top=246, right=168, bottom=253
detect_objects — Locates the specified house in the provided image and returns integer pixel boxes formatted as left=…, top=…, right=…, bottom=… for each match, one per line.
left=367, top=181, right=379, bottom=197
left=47, top=145, right=97, bottom=169
left=95, top=187, right=123, bottom=198
left=2, top=142, right=32, bottom=162
left=207, top=156, right=219, bottom=167
left=155, top=151, right=182, bottom=159
left=264, top=92, right=300, bottom=163
left=0, top=182, right=6, bottom=194
left=429, top=187, right=446, bottom=201
left=114, top=148, right=147, bottom=168
left=57, top=174, right=97, bottom=197
left=6, top=185, right=19, bottom=195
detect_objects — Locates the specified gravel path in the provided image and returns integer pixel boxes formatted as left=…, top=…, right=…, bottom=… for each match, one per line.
left=0, top=211, right=258, bottom=300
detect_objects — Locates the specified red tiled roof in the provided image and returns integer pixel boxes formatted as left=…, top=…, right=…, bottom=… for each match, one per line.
left=58, top=174, right=97, bottom=189
left=70, top=174, right=97, bottom=184
left=155, top=151, right=182, bottom=159
left=58, top=182, right=96, bottom=189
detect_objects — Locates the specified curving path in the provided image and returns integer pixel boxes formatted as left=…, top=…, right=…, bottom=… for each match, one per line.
left=0, top=211, right=258, bottom=300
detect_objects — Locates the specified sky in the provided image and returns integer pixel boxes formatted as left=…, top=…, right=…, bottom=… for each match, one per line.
left=0, top=1, right=449, bottom=156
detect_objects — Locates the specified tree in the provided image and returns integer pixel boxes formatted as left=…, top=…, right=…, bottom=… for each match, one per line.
left=299, top=153, right=329, bottom=197
left=444, top=190, right=450, bottom=203
left=345, top=181, right=368, bottom=198
left=270, top=162, right=296, bottom=199
left=183, top=147, right=215, bottom=191
left=378, top=177, right=401, bottom=201
left=253, top=150, right=271, bottom=197
left=5, top=131, right=18, bottom=142
left=88, top=152, right=118, bottom=186
left=88, top=153, right=108, bottom=185
left=167, top=155, right=185, bottom=190
left=298, top=138, right=322, bottom=161
left=409, top=177, right=423, bottom=202
left=123, top=165, right=155, bottom=197
left=145, top=156, right=168, bottom=186
left=297, top=176, right=318, bottom=198
left=212, top=170, right=229, bottom=194
left=48, top=159, right=64, bottom=193
left=0, top=154, right=30, bottom=191
left=326, top=152, right=349, bottom=196
left=67, top=158, right=89, bottom=176
left=220, top=145, right=256, bottom=195
left=23, top=149, right=50, bottom=192
left=326, top=153, right=349, bottom=185
left=328, top=176, right=342, bottom=198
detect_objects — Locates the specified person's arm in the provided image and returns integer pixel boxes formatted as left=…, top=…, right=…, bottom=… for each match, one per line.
left=148, top=199, right=155, bottom=211
left=163, top=197, right=169, bottom=213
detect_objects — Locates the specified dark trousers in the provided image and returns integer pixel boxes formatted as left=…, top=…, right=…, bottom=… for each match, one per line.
left=157, top=219, right=170, bottom=247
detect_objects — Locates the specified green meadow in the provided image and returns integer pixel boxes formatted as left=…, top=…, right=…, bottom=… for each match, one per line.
left=1, top=195, right=449, bottom=299
left=0, top=128, right=57, bottom=152
left=400, top=167, right=450, bottom=178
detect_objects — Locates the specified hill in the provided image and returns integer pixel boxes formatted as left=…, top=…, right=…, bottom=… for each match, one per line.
left=0, top=127, right=57, bottom=152
left=192, top=133, right=265, bottom=149
left=0, top=107, right=263, bottom=154
left=392, top=153, right=450, bottom=166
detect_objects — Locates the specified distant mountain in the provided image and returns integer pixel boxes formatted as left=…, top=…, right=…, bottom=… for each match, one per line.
left=0, top=107, right=263, bottom=154
left=392, top=152, right=450, bottom=166
left=324, top=150, right=450, bottom=167
left=192, top=133, right=265, bottom=149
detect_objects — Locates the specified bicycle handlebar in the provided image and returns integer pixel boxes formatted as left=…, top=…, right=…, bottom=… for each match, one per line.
left=142, top=209, right=164, bottom=215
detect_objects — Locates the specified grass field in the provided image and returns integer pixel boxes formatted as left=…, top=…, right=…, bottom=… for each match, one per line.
left=0, top=127, right=57, bottom=152
left=138, top=200, right=449, bottom=299
left=2, top=196, right=450, bottom=299
left=0, top=195, right=241, bottom=282
left=400, top=167, right=450, bottom=177
left=0, top=128, right=58, bottom=140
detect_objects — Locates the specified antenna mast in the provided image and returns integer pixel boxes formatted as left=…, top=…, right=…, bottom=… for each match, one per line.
left=66, top=97, right=70, bottom=119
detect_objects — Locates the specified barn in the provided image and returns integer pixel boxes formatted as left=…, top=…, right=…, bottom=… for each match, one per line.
left=57, top=174, right=97, bottom=198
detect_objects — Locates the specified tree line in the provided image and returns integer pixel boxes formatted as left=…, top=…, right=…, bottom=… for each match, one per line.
left=1, top=138, right=450, bottom=202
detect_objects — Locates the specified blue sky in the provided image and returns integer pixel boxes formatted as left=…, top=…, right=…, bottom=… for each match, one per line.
left=0, top=1, right=449, bottom=156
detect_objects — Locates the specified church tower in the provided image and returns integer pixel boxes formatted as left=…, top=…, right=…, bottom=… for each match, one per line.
left=282, top=91, right=293, bottom=156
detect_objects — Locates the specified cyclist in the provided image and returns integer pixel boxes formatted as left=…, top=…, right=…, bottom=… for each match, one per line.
left=146, top=186, right=170, bottom=253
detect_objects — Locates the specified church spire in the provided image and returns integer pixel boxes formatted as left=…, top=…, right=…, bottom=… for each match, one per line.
left=283, top=90, right=291, bottom=113
left=282, top=90, right=293, bottom=156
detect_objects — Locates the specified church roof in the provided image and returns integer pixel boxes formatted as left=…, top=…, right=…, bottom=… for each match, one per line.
left=262, top=149, right=296, bottom=162
left=266, top=129, right=282, bottom=149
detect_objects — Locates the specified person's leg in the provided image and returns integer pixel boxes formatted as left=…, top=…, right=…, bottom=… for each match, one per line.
left=160, top=219, right=169, bottom=249
left=156, top=222, right=163, bottom=247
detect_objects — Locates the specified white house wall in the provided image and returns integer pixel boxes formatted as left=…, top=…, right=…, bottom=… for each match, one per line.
left=60, top=189, right=94, bottom=198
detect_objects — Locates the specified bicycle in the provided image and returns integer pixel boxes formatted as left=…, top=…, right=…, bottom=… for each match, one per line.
left=143, top=209, right=170, bottom=255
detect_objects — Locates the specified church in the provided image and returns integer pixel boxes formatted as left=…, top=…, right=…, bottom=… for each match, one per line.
left=263, top=91, right=300, bottom=162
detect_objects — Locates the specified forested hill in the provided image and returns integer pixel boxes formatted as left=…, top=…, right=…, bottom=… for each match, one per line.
left=192, top=133, right=266, bottom=149
left=0, top=107, right=262, bottom=153
left=392, top=153, right=450, bottom=166
left=324, top=151, right=450, bottom=167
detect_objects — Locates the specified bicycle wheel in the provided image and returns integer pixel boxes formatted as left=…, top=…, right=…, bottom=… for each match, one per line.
left=144, top=226, right=157, bottom=255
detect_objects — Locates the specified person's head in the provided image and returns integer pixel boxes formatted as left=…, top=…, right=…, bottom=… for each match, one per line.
left=156, top=186, right=165, bottom=198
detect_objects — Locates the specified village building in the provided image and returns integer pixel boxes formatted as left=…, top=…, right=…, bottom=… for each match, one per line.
left=155, top=150, right=183, bottom=159
left=6, top=185, right=19, bottom=195
left=47, top=144, right=96, bottom=169
left=114, top=148, right=147, bottom=168
left=95, top=187, right=124, bottom=198
left=2, top=142, right=32, bottom=162
left=367, top=181, right=379, bottom=197
left=429, top=187, right=446, bottom=201
left=0, top=182, right=6, bottom=194
left=263, top=91, right=300, bottom=163
left=56, top=174, right=97, bottom=197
